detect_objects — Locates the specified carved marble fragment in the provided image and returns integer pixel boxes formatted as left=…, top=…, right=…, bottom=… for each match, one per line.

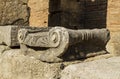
left=0, top=25, right=110, bottom=62
left=0, top=25, right=51, bottom=47
left=0, top=25, right=19, bottom=46
left=18, top=27, right=110, bottom=63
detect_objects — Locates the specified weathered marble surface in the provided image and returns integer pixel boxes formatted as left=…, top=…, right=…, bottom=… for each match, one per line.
left=61, top=57, right=120, bottom=79
left=0, top=48, right=119, bottom=79
left=0, top=49, right=81, bottom=79
left=0, top=25, right=110, bottom=63
left=18, top=27, right=110, bottom=63
left=0, top=25, right=50, bottom=47
left=0, top=26, right=19, bottom=46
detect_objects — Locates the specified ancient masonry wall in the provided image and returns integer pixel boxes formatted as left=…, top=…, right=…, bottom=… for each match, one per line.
left=0, top=0, right=120, bottom=31
left=28, top=0, right=107, bottom=29
left=0, top=0, right=29, bottom=26
left=28, top=0, right=120, bottom=55
left=0, top=0, right=119, bottom=56
left=106, top=0, right=120, bottom=55
left=28, top=0, right=85, bottom=29
left=107, top=0, right=120, bottom=31
left=28, top=0, right=49, bottom=27
left=0, top=0, right=119, bottom=63
left=0, top=0, right=119, bottom=79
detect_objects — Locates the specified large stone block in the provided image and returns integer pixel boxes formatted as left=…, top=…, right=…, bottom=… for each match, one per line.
left=17, top=27, right=110, bottom=63
left=61, top=57, right=120, bottom=79
left=0, top=26, right=19, bottom=47
left=0, top=49, right=81, bottom=79
left=0, top=0, right=29, bottom=25
left=0, top=25, right=51, bottom=47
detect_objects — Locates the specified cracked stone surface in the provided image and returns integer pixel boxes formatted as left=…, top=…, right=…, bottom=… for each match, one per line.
left=0, top=0, right=29, bottom=25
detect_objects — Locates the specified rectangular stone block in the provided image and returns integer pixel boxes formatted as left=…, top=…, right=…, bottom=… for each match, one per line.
left=0, top=26, right=19, bottom=47
left=0, top=49, right=81, bottom=79
left=0, top=0, right=29, bottom=26
left=61, top=57, right=120, bottom=79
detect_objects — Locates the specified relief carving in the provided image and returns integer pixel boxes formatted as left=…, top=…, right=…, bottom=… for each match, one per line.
left=0, top=26, right=110, bottom=63
left=18, top=27, right=110, bottom=63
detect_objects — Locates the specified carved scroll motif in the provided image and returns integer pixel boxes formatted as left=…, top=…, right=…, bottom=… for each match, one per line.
left=18, top=27, right=66, bottom=48
left=0, top=25, right=51, bottom=47
left=18, top=27, right=110, bottom=63
left=0, top=25, right=110, bottom=63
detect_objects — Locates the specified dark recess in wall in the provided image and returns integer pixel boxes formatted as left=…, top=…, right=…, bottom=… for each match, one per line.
left=84, top=0, right=108, bottom=29
left=48, top=0, right=85, bottom=29
left=48, top=0, right=108, bottom=29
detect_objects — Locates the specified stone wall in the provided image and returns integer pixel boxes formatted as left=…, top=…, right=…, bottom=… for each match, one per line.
left=0, top=0, right=29, bottom=26
left=0, top=47, right=82, bottom=79
left=0, top=0, right=120, bottom=79
left=27, top=0, right=120, bottom=30
left=106, top=0, right=120, bottom=55
left=28, top=0, right=49, bottom=27
left=107, top=0, right=120, bottom=31
left=28, top=0, right=85, bottom=29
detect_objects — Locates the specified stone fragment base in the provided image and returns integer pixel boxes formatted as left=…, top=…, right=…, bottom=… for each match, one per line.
left=61, top=57, right=120, bottom=79
left=0, top=49, right=81, bottom=79
left=0, top=45, right=114, bottom=79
